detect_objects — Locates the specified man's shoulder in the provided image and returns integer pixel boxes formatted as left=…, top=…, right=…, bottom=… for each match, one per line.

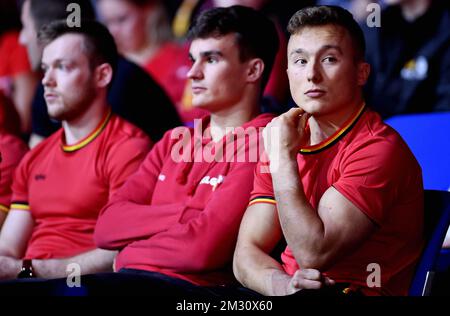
left=102, top=114, right=152, bottom=147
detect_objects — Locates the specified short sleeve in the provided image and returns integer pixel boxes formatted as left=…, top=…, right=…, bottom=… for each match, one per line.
left=10, top=149, right=33, bottom=211
left=248, top=152, right=276, bottom=207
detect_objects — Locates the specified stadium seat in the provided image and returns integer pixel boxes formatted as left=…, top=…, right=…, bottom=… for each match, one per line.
left=385, top=112, right=450, bottom=191
left=409, top=190, right=450, bottom=296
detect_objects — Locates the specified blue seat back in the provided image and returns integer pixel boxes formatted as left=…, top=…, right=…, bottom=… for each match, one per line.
left=409, top=190, right=450, bottom=296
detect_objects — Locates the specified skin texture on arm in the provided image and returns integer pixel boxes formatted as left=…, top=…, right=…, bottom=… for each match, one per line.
left=233, top=203, right=334, bottom=296
left=31, top=248, right=117, bottom=278
left=263, top=108, right=376, bottom=271
left=0, top=210, right=117, bottom=280
left=0, top=210, right=35, bottom=279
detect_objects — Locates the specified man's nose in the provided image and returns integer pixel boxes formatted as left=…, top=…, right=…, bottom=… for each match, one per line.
left=306, top=59, right=322, bottom=83
left=187, top=61, right=203, bottom=80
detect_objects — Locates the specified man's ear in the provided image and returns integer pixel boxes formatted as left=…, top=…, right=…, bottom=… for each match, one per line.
left=246, top=58, right=265, bottom=84
left=95, top=63, right=113, bottom=88
left=357, top=61, right=370, bottom=86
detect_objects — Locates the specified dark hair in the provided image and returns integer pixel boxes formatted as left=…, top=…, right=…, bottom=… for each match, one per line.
left=0, top=0, right=21, bottom=35
left=29, top=0, right=96, bottom=32
left=188, top=5, right=279, bottom=91
left=287, top=5, right=366, bottom=61
left=37, top=20, right=118, bottom=76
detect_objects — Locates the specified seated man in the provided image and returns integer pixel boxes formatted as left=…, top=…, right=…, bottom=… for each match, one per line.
left=0, top=20, right=152, bottom=280
left=88, top=5, right=282, bottom=295
left=19, top=0, right=181, bottom=147
left=233, top=5, right=424, bottom=296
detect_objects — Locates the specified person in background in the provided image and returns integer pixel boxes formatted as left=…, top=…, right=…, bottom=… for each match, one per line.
left=0, top=20, right=152, bottom=280
left=0, top=0, right=38, bottom=135
left=96, top=0, right=208, bottom=124
left=19, top=0, right=181, bottom=148
left=363, top=0, right=450, bottom=118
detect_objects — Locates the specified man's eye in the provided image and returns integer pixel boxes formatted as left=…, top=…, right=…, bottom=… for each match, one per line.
left=323, top=56, right=337, bottom=63
left=207, top=57, right=218, bottom=63
left=294, top=58, right=307, bottom=65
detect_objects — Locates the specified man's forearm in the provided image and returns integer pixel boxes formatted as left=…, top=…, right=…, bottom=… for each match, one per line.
left=271, top=156, right=327, bottom=269
left=32, top=249, right=117, bottom=279
left=234, top=245, right=289, bottom=296
left=0, top=256, right=22, bottom=280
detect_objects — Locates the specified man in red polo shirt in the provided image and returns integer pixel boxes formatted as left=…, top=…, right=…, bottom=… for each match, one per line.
left=0, top=20, right=151, bottom=280
left=233, top=5, right=424, bottom=296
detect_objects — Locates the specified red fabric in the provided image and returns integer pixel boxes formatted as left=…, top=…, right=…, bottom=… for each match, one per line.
left=0, top=130, right=28, bottom=211
left=144, top=42, right=208, bottom=124
left=250, top=109, right=424, bottom=296
left=11, top=114, right=152, bottom=259
left=0, top=31, right=31, bottom=76
left=95, top=113, right=274, bottom=286
left=0, top=31, right=31, bottom=98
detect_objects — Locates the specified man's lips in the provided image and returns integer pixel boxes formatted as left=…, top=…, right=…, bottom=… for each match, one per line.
left=191, top=86, right=206, bottom=94
left=44, top=92, right=59, bottom=101
left=305, top=89, right=326, bottom=98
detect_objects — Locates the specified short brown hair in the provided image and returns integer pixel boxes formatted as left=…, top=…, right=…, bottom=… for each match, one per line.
left=287, top=5, right=366, bottom=61
left=188, top=5, right=279, bottom=92
left=38, top=19, right=118, bottom=76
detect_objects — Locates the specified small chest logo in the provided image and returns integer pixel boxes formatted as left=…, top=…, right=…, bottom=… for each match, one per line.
left=34, top=174, right=46, bottom=181
left=199, top=175, right=225, bottom=191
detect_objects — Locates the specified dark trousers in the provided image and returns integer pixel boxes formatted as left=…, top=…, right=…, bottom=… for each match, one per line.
left=0, top=269, right=261, bottom=297
left=0, top=269, right=361, bottom=296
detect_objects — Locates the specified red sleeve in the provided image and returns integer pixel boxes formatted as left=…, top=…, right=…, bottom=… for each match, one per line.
left=144, top=161, right=259, bottom=272
left=0, top=133, right=28, bottom=211
left=248, top=152, right=276, bottom=206
left=95, top=131, right=180, bottom=249
left=333, top=138, right=421, bottom=225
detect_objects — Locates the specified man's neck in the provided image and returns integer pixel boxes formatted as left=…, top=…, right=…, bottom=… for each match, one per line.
left=62, top=100, right=109, bottom=145
left=307, top=98, right=363, bottom=147
left=209, top=97, right=260, bottom=142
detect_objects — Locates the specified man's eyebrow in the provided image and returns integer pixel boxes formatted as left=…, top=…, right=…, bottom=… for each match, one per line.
left=290, top=45, right=343, bottom=56
left=189, top=50, right=223, bottom=60
left=200, top=50, right=223, bottom=58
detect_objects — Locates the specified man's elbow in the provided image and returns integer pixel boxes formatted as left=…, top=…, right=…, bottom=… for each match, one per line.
left=232, top=244, right=249, bottom=286
left=295, top=251, right=333, bottom=271
left=93, top=223, right=118, bottom=250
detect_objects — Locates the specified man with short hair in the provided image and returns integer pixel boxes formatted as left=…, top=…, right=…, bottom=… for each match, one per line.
left=0, top=20, right=152, bottom=280
left=19, top=0, right=180, bottom=147
left=233, top=5, right=424, bottom=296
left=72, top=5, right=284, bottom=296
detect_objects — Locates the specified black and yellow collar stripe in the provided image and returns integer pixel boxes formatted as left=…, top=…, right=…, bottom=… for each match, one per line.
left=248, top=196, right=277, bottom=207
left=0, top=204, right=9, bottom=212
left=300, top=103, right=366, bottom=155
left=62, top=110, right=112, bottom=152
left=10, top=202, right=30, bottom=211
